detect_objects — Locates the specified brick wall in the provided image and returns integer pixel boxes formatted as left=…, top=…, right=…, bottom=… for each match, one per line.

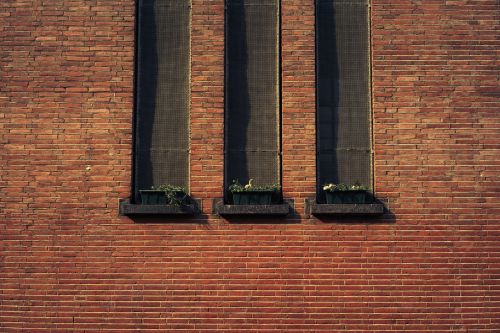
left=1, top=0, right=498, bottom=331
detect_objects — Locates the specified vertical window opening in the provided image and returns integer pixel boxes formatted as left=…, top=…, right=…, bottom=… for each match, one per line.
left=316, top=0, right=372, bottom=201
left=225, top=0, right=281, bottom=201
left=134, top=0, right=191, bottom=202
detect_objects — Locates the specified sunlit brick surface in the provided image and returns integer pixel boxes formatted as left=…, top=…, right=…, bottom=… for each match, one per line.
left=1, top=0, right=498, bottom=331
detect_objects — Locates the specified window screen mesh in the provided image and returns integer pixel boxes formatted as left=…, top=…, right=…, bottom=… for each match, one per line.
left=225, top=0, right=280, bottom=189
left=316, top=0, right=371, bottom=197
left=134, top=0, right=190, bottom=202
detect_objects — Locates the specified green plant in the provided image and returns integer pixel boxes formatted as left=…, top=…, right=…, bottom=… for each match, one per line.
left=349, top=184, right=368, bottom=191
left=322, top=183, right=368, bottom=192
left=229, top=179, right=281, bottom=193
left=153, top=184, right=187, bottom=206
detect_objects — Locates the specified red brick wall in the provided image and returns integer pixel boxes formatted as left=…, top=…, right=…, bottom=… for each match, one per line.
left=1, top=0, right=498, bottom=331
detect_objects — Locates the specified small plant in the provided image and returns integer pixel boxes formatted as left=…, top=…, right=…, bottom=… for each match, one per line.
left=322, top=183, right=368, bottom=192
left=228, top=179, right=281, bottom=205
left=153, top=184, right=187, bottom=206
left=322, top=182, right=370, bottom=204
left=229, top=179, right=281, bottom=193
left=349, top=184, right=368, bottom=191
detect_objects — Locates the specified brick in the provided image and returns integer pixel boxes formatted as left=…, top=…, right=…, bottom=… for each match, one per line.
left=0, top=0, right=498, bottom=332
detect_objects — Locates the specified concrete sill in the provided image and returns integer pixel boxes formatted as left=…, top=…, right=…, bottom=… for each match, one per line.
left=306, top=199, right=384, bottom=217
left=213, top=199, right=291, bottom=217
left=119, top=199, right=199, bottom=216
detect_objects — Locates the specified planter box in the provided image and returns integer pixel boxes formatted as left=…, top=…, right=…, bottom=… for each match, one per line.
left=232, top=191, right=274, bottom=205
left=325, top=190, right=371, bottom=204
left=139, top=190, right=188, bottom=205
left=140, top=190, right=167, bottom=204
left=170, top=191, right=188, bottom=205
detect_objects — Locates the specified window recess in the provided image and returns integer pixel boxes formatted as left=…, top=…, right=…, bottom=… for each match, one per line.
left=224, top=0, right=281, bottom=204
left=133, top=0, right=191, bottom=203
left=316, top=0, right=372, bottom=203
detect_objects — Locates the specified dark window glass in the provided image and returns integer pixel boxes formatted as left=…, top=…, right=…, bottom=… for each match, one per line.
left=316, top=0, right=372, bottom=200
left=225, top=0, right=281, bottom=195
left=134, top=0, right=191, bottom=202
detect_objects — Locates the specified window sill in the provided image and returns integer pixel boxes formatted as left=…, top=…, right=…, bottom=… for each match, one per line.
left=213, top=199, right=291, bottom=217
left=119, top=199, right=200, bottom=216
left=306, top=199, right=385, bottom=217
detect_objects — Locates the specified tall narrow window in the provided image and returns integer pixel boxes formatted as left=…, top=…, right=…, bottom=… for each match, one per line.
left=316, top=0, right=371, bottom=199
left=134, top=0, right=191, bottom=202
left=225, top=0, right=280, bottom=197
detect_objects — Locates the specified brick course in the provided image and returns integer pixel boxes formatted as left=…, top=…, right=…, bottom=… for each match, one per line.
left=1, top=0, right=498, bottom=331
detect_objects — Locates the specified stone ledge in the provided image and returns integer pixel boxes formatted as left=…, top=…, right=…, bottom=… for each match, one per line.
left=213, top=199, right=291, bottom=217
left=306, top=199, right=385, bottom=217
left=119, top=199, right=200, bottom=216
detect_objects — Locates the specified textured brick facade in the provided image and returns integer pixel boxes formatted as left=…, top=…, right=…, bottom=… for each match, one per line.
left=1, top=0, right=499, bottom=331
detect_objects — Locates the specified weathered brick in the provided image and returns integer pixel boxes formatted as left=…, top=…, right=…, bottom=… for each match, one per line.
left=0, top=0, right=498, bottom=332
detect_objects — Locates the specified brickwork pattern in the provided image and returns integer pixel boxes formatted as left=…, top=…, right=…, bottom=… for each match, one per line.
left=1, top=0, right=499, bottom=331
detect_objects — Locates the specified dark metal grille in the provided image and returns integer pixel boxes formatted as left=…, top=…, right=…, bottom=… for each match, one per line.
left=134, top=0, right=190, bottom=202
left=225, top=0, right=280, bottom=189
left=316, top=0, right=371, bottom=198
